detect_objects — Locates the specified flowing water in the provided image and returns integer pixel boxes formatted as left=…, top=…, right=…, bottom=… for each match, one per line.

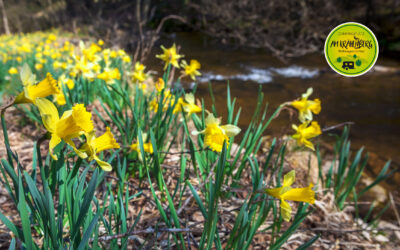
left=149, top=33, right=400, bottom=177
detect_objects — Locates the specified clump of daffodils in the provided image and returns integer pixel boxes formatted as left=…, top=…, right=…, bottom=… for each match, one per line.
left=285, top=87, right=322, bottom=150
left=35, top=97, right=119, bottom=171
left=0, top=31, right=132, bottom=88
left=35, top=98, right=94, bottom=160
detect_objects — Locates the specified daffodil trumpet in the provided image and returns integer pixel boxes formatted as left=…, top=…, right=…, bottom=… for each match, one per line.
left=14, top=64, right=60, bottom=104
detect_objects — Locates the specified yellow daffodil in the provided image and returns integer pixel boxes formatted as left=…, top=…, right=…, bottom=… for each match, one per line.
left=266, top=170, right=315, bottom=222
left=155, top=78, right=165, bottom=92
left=8, top=67, right=18, bottom=75
left=82, top=42, right=102, bottom=62
left=47, top=34, right=57, bottom=41
left=156, top=44, right=183, bottom=70
left=149, top=98, right=169, bottom=113
left=180, top=59, right=201, bottom=80
left=54, top=93, right=66, bottom=106
left=97, top=68, right=121, bottom=84
left=192, top=113, right=241, bottom=152
left=35, top=98, right=94, bottom=160
left=132, top=62, right=147, bottom=83
left=79, top=127, right=120, bottom=171
left=292, top=121, right=322, bottom=151
left=35, top=63, right=43, bottom=70
left=173, top=93, right=202, bottom=117
left=291, top=88, right=321, bottom=122
left=58, top=74, right=75, bottom=90
left=122, top=55, right=131, bottom=63
left=110, top=51, right=118, bottom=58
left=14, top=65, right=60, bottom=104
left=130, top=133, right=153, bottom=161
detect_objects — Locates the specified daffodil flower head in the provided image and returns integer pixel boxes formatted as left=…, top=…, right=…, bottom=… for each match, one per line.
left=80, top=127, right=120, bottom=171
left=173, top=93, right=202, bottom=117
left=35, top=98, right=94, bottom=160
left=58, top=74, right=75, bottom=90
left=266, top=170, right=315, bottom=222
left=97, top=67, right=121, bottom=85
left=192, top=112, right=241, bottom=152
left=132, top=62, right=147, bottom=83
left=291, top=88, right=321, bottom=123
left=130, top=133, right=153, bottom=161
left=180, top=59, right=201, bottom=80
left=292, top=121, right=322, bottom=151
left=54, top=92, right=66, bottom=105
left=156, top=44, right=184, bottom=70
left=155, top=78, right=165, bottom=92
left=134, top=62, right=145, bottom=72
left=8, top=67, right=18, bottom=75
left=14, top=64, right=60, bottom=104
left=149, top=98, right=168, bottom=113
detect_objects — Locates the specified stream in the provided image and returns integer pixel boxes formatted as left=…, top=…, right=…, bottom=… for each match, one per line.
left=149, top=33, right=400, bottom=187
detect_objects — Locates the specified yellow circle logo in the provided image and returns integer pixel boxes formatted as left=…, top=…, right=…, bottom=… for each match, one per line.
left=324, top=22, right=379, bottom=77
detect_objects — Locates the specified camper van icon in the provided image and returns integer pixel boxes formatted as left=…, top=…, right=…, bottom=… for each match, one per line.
left=342, top=61, right=355, bottom=70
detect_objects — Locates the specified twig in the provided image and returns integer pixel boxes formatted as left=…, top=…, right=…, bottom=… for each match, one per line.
left=322, top=122, right=355, bottom=132
left=122, top=145, right=207, bottom=155
left=159, top=148, right=208, bottom=155
left=92, top=227, right=193, bottom=242
left=390, top=192, right=400, bottom=227
left=305, top=227, right=400, bottom=233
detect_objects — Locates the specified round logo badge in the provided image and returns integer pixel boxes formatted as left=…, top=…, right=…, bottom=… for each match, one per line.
left=324, top=22, right=379, bottom=77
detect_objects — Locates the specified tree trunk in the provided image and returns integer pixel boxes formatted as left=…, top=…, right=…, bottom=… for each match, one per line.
left=0, top=0, right=10, bottom=35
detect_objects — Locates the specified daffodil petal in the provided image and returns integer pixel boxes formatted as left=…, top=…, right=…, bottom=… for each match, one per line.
left=65, top=138, right=88, bottom=159
left=20, top=63, right=35, bottom=86
left=283, top=170, right=296, bottom=187
left=35, top=98, right=59, bottom=132
left=49, top=135, right=61, bottom=160
left=301, top=87, right=313, bottom=99
left=94, top=155, right=112, bottom=172
left=282, top=184, right=315, bottom=204
left=280, top=200, right=292, bottom=222
left=221, top=125, right=241, bottom=137
left=265, top=187, right=283, bottom=199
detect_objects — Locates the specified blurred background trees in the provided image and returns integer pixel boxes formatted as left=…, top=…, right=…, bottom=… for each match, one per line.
left=1, top=0, right=400, bottom=61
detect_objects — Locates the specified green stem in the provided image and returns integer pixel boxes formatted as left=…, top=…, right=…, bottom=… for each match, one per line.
left=1, top=111, right=13, bottom=165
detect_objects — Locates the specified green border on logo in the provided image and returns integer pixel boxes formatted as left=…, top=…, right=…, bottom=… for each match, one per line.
left=324, top=22, right=379, bottom=77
